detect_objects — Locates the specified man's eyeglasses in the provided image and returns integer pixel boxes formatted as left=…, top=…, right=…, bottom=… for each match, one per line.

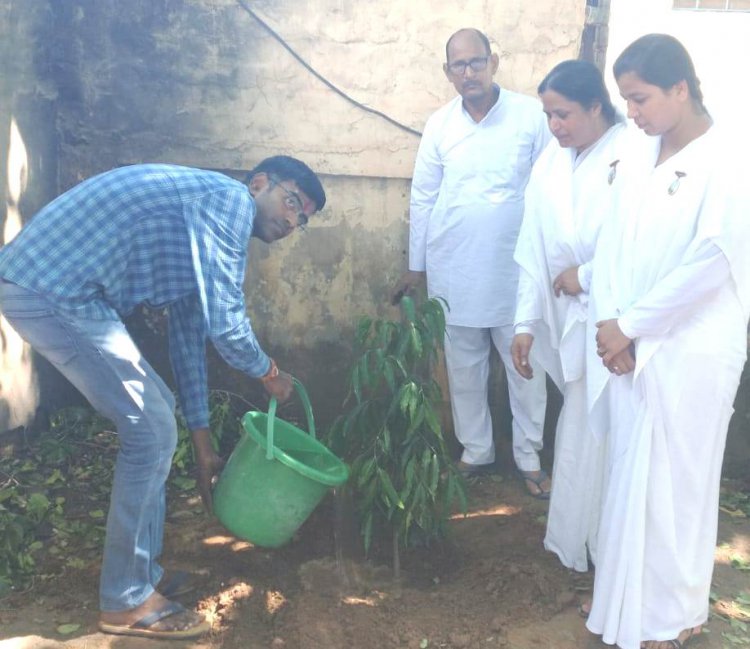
left=271, top=179, right=309, bottom=231
left=446, top=56, right=490, bottom=76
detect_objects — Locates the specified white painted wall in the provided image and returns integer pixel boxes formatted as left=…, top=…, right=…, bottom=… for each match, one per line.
left=606, top=0, right=750, bottom=129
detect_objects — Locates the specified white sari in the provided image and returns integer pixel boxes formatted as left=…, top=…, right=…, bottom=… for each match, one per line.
left=515, top=123, right=625, bottom=571
left=586, top=126, right=750, bottom=648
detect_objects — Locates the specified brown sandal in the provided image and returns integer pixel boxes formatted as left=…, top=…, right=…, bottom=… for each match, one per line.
left=99, top=601, right=210, bottom=639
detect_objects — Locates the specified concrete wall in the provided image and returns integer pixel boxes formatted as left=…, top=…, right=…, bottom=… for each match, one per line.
left=0, top=0, right=585, bottom=427
left=605, top=0, right=750, bottom=130
left=0, top=1, right=83, bottom=433
left=606, top=0, right=750, bottom=476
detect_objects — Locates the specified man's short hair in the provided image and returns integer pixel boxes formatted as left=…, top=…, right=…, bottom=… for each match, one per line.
left=245, top=156, right=326, bottom=212
left=445, top=28, right=492, bottom=62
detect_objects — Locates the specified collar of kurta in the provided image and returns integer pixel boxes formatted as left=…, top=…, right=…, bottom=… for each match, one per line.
left=461, top=84, right=502, bottom=123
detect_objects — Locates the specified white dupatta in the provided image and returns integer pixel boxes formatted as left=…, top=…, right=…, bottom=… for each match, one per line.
left=515, top=123, right=624, bottom=392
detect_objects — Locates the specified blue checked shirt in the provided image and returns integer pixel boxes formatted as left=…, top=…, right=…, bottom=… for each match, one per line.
left=0, top=164, right=272, bottom=429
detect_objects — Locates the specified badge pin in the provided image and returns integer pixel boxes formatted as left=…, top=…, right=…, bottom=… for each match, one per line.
left=668, top=171, right=687, bottom=195
left=608, top=159, right=620, bottom=185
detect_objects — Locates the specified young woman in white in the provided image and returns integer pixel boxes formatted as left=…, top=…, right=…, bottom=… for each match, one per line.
left=587, top=34, right=750, bottom=649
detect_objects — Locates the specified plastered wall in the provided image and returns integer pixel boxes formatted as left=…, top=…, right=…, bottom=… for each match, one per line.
left=0, top=0, right=586, bottom=429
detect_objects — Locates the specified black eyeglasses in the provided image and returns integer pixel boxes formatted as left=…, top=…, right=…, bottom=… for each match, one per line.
left=446, top=56, right=490, bottom=76
left=271, top=180, right=308, bottom=231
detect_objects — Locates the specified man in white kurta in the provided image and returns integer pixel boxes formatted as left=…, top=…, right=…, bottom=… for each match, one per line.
left=514, top=121, right=624, bottom=571
left=586, top=127, right=750, bottom=649
left=399, top=28, right=550, bottom=480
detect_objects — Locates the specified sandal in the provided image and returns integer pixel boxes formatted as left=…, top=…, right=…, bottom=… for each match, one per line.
left=456, top=461, right=496, bottom=479
left=98, top=600, right=210, bottom=639
left=517, top=468, right=551, bottom=499
left=158, top=570, right=195, bottom=599
left=641, top=626, right=702, bottom=649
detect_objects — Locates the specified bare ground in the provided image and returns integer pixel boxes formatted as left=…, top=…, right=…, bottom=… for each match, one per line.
left=1, top=470, right=749, bottom=649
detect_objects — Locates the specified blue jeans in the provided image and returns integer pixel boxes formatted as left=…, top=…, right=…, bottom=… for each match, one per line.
left=0, top=280, right=177, bottom=611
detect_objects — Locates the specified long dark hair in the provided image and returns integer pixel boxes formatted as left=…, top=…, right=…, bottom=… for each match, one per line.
left=613, top=33, right=707, bottom=114
left=538, top=60, right=618, bottom=125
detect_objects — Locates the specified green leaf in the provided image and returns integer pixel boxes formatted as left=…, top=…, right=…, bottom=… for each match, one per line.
left=355, top=316, right=373, bottom=346
left=352, top=363, right=362, bottom=403
left=45, top=469, right=65, bottom=485
left=57, top=624, right=81, bottom=635
left=401, top=295, right=417, bottom=323
left=378, top=469, right=404, bottom=510
left=430, top=454, right=440, bottom=493
left=383, top=359, right=396, bottom=392
left=410, top=323, right=423, bottom=357
left=88, top=509, right=105, bottom=519
left=398, top=383, right=411, bottom=415
left=171, top=476, right=196, bottom=491
left=423, top=402, right=441, bottom=435
left=359, top=353, right=371, bottom=391
left=381, top=426, right=392, bottom=453
left=357, top=457, right=377, bottom=488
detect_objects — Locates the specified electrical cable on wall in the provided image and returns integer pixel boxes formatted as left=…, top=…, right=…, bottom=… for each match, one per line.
left=236, top=0, right=422, bottom=137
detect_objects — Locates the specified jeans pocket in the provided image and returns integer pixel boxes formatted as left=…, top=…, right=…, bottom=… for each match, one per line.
left=2, top=305, right=79, bottom=367
left=0, top=292, right=57, bottom=319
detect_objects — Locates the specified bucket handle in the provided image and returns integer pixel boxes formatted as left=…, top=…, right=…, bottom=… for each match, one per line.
left=266, top=378, right=316, bottom=460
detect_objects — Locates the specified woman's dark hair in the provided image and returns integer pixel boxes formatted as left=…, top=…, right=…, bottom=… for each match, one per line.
left=613, top=33, right=706, bottom=113
left=245, top=155, right=326, bottom=211
left=537, top=60, right=617, bottom=125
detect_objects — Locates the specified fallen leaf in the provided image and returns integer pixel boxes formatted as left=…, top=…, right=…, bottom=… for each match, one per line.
left=719, top=506, right=747, bottom=518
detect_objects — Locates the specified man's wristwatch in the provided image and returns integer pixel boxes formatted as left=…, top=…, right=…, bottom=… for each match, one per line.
left=260, top=359, right=279, bottom=383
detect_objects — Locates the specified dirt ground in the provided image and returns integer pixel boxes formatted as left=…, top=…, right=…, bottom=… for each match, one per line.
left=1, top=468, right=749, bottom=649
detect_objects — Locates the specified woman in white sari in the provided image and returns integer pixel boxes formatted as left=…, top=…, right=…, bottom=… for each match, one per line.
left=588, top=34, right=750, bottom=649
left=512, top=60, right=624, bottom=572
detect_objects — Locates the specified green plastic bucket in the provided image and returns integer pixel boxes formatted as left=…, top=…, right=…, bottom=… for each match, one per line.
left=213, top=379, right=349, bottom=548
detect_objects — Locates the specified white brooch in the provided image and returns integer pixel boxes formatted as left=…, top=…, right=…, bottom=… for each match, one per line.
left=608, top=160, right=620, bottom=185
left=668, top=171, right=686, bottom=195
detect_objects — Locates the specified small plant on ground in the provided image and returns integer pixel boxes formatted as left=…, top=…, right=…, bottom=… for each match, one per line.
left=326, top=296, right=466, bottom=578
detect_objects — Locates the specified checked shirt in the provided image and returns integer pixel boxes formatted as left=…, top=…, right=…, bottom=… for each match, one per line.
left=0, top=164, right=271, bottom=429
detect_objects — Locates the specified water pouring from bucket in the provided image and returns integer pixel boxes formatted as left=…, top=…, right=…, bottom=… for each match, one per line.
left=212, top=379, right=349, bottom=548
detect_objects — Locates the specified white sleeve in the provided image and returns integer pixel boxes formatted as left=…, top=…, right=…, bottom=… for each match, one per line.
left=618, top=241, right=730, bottom=339
left=514, top=267, right=543, bottom=328
left=409, top=122, right=442, bottom=272
left=577, top=261, right=593, bottom=294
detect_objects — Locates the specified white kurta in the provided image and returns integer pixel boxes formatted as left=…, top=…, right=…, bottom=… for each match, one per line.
left=586, top=126, right=750, bottom=649
left=410, top=88, right=551, bottom=327
left=514, top=123, right=625, bottom=572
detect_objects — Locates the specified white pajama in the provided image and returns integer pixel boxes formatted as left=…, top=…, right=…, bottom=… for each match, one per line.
left=444, top=324, right=547, bottom=469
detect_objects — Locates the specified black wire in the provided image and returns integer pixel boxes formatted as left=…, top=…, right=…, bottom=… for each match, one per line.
left=236, top=0, right=422, bottom=137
